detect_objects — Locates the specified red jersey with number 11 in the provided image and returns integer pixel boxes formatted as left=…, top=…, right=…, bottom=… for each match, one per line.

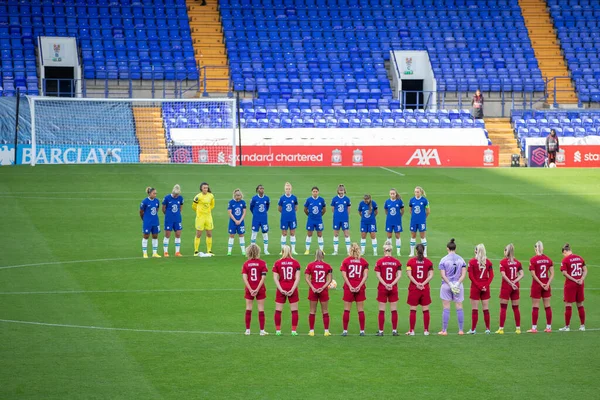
left=242, top=260, right=268, bottom=290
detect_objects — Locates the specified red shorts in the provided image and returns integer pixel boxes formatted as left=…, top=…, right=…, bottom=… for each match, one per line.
left=470, top=286, right=491, bottom=301
left=308, top=287, right=330, bottom=302
left=275, top=288, right=299, bottom=304
left=342, top=285, right=366, bottom=302
left=499, top=284, right=520, bottom=301
left=377, top=286, right=399, bottom=303
left=245, top=286, right=266, bottom=301
left=564, top=282, right=584, bottom=303
left=407, top=287, right=432, bottom=307
left=530, top=283, right=551, bottom=299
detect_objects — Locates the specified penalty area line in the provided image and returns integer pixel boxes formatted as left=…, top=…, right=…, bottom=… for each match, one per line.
left=380, top=167, right=406, bottom=176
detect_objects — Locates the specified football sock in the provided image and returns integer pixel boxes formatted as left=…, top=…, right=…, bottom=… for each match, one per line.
left=342, top=310, right=350, bottom=330
left=245, top=310, right=252, bottom=330
left=251, top=231, right=257, bottom=244
left=545, top=306, right=552, bottom=325
left=396, top=238, right=401, bottom=252
left=305, top=236, right=312, bottom=251
left=309, top=313, right=316, bottom=330
left=471, top=309, right=479, bottom=331
left=565, top=305, right=572, bottom=326
left=512, top=305, right=521, bottom=327
left=360, top=239, right=366, bottom=254
left=410, top=239, right=416, bottom=254
left=152, top=239, right=158, bottom=254
left=280, top=235, right=286, bottom=247
left=174, top=237, right=181, bottom=253
left=142, top=238, right=148, bottom=254
left=263, top=233, right=269, bottom=253
left=290, top=235, right=296, bottom=252
left=457, top=308, right=464, bottom=331
left=578, top=306, right=586, bottom=324
left=333, top=236, right=339, bottom=253
left=194, top=237, right=200, bottom=252
left=258, top=311, right=265, bottom=330
left=483, top=309, right=490, bottom=330
left=163, top=237, right=170, bottom=253
left=345, top=237, right=351, bottom=253
left=274, top=310, right=282, bottom=330
left=409, top=310, right=417, bottom=331
left=228, top=237, right=234, bottom=253
left=317, top=237, right=324, bottom=251
left=532, top=306, right=539, bottom=326
left=291, top=310, right=298, bottom=331
left=206, top=237, right=213, bottom=252
left=372, top=238, right=378, bottom=253
left=358, top=311, right=365, bottom=331
left=423, top=310, right=430, bottom=331
left=323, top=313, right=330, bottom=330
left=421, top=238, right=427, bottom=249
left=239, top=237, right=246, bottom=253
left=442, top=308, right=450, bottom=331
left=499, top=303, right=508, bottom=328
left=391, top=310, right=398, bottom=331
left=378, top=311, right=385, bottom=331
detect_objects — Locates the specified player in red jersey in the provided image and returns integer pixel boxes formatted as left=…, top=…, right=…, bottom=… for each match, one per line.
left=241, top=244, right=269, bottom=336
left=340, top=243, right=369, bottom=336
left=374, top=241, right=402, bottom=336
left=559, top=243, right=587, bottom=332
left=467, top=244, right=494, bottom=334
left=405, top=243, right=434, bottom=336
left=496, top=243, right=524, bottom=334
left=272, top=245, right=302, bottom=336
left=305, top=249, right=333, bottom=337
left=528, top=241, right=554, bottom=333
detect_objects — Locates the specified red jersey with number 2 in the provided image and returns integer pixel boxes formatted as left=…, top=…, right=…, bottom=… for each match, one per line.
left=561, top=254, right=586, bottom=281
left=273, top=258, right=301, bottom=291
left=340, top=256, right=369, bottom=287
left=529, top=255, right=553, bottom=285
left=242, top=259, right=268, bottom=290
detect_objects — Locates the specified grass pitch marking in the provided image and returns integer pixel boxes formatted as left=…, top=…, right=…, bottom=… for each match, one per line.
left=380, top=167, right=406, bottom=176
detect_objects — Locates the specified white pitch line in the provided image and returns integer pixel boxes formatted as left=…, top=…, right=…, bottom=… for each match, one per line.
left=380, top=166, right=406, bottom=176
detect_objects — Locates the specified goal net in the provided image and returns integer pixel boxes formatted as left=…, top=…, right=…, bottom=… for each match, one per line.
left=26, top=97, right=237, bottom=166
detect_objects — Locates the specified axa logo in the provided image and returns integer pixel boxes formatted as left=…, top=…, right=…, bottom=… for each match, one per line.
left=574, top=151, right=582, bottom=162
left=406, top=149, right=441, bottom=166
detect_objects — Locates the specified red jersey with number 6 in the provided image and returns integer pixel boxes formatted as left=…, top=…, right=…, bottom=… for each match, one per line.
left=406, top=257, right=434, bottom=289
left=561, top=254, right=586, bottom=281
left=340, top=256, right=369, bottom=287
left=242, top=259, right=268, bottom=290
left=374, top=256, right=402, bottom=289
left=529, top=255, right=553, bottom=285
left=305, top=261, right=333, bottom=289
left=273, top=258, right=302, bottom=291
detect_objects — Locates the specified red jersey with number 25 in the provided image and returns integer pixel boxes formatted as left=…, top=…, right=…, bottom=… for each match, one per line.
left=499, top=258, right=523, bottom=288
left=273, top=258, right=301, bottom=290
left=242, top=259, right=268, bottom=290
left=374, top=256, right=402, bottom=289
left=340, top=256, right=369, bottom=287
left=406, top=257, right=434, bottom=289
left=529, top=255, right=553, bottom=285
left=305, top=261, right=333, bottom=290
left=561, top=254, right=586, bottom=280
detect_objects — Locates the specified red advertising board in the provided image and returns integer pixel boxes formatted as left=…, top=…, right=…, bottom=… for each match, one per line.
left=554, top=145, right=600, bottom=168
left=176, top=145, right=500, bottom=167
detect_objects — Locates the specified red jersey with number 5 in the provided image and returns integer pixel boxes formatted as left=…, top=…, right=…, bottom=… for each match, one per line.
left=340, top=256, right=369, bottom=287
left=305, top=261, right=333, bottom=289
left=406, top=257, right=434, bottom=289
left=561, top=254, right=586, bottom=280
left=273, top=258, right=301, bottom=290
left=529, top=255, right=553, bottom=285
left=499, top=258, right=523, bottom=288
left=374, top=256, right=402, bottom=289
left=242, top=259, right=268, bottom=290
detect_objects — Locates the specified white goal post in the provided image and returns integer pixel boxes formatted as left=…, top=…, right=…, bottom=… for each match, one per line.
left=26, top=96, right=237, bottom=166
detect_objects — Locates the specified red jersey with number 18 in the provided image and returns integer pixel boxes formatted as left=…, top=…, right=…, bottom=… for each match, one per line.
left=273, top=258, right=301, bottom=290
left=340, top=256, right=369, bottom=287
left=242, top=259, right=268, bottom=290
left=406, top=257, right=434, bottom=289
left=561, top=254, right=586, bottom=280
left=374, top=256, right=402, bottom=289
left=529, top=255, right=553, bottom=285
left=305, top=261, right=333, bottom=289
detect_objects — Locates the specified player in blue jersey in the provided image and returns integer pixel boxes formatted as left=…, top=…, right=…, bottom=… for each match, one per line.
left=249, top=184, right=270, bottom=255
left=358, top=194, right=378, bottom=256
left=384, top=188, right=404, bottom=257
left=140, top=186, right=161, bottom=258
left=278, top=182, right=298, bottom=255
left=227, top=189, right=247, bottom=256
left=331, top=184, right=351, bottom=255
left=409, top=186, right=430, bottom=257
left=162, top=184, right=184, bottom=257
left=304, top=186, right=327, bottom=255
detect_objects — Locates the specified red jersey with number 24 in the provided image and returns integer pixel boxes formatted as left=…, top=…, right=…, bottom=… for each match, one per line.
left=242, top=260, right=268, bottom=290
left=340, top=256, right=369, bottom=287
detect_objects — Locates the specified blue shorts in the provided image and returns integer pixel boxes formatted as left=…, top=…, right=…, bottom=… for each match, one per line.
left=306, top=219, right=324, bottom=232
left=252, top=220, right=269, bottom=233
left=385, top=224, right=402, bottom=233
left=164, top=220, right=183, bottom=231
left=228, top=222, right=246, bottom=235
left=333, top=220, right=349, bottom=231
left=143, top=224, right=161, bottom=235
left=410, top=222, right=427, bottom=232
left=360, top=221, right=377, bottom=233
left=281, top=220, right=297, bottom=231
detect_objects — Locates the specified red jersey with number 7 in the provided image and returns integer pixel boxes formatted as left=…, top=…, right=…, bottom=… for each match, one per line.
left=561, top=254, right=586, bottom=280
left=273, top=258, right=302, bottom=290
left=242, top=260, right=268, bottom=290
left=374, top=256, right=402, bottom=289
left=529, top=255, right=553, bottom=285
left=468, top=258, right=494, bottom=289
left=340, top=256, right=369, bottom=287
left=305, top=261, right=333, bottom=290
left=406, top=257, right=434, bottom=289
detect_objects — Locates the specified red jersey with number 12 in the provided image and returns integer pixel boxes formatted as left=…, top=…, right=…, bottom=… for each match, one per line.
left=374, top=256, right=402, bottom=288
left=561, top=254, right=586, bottom=280
left=340, top=256, right=369, bottom=287
left=273, top=258, right=301, bottom=290
left=242, top=259, right=268, bottom=290
left=406, top=257, right=434, bottom=289
left=305, top=261, right=333, bottom=289
left=529, top=255, right=553, bottom=285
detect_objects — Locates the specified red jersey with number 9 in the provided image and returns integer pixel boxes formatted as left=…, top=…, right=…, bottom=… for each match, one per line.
left=561, top=254, right=586, bottom=280
left=374, top=256, right=402, bottom=289
left=242, top=259, right=268, bottom=290
left=529, top=255, right=553, bottom=285
left=273, top=258, right=302, bottom=290
left=406, top=257, right=434, bottom=289
left=305, top=261, right=333, bottom=290
left=340, top=256, right=369, bottom=287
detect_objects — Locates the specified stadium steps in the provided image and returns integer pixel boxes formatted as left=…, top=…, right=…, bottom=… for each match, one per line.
left=187, top=0, right=231, bottom=93
left=519, top=0, right=578, bottom=105
left=133, top=107, right=170, bottom=163
left=485, top=118, right=522, bottom=167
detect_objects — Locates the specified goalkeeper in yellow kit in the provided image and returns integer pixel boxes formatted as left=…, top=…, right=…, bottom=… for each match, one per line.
left=192, top=182, right=215, bottom=255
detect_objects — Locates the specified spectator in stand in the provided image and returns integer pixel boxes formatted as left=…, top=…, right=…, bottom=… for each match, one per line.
left=471, top=89, right=484, bottom=119
left=546, top=129, right=560, bottom=167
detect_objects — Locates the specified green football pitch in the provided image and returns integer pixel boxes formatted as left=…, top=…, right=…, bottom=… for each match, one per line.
left=1, top=165, right=599, bottom=399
